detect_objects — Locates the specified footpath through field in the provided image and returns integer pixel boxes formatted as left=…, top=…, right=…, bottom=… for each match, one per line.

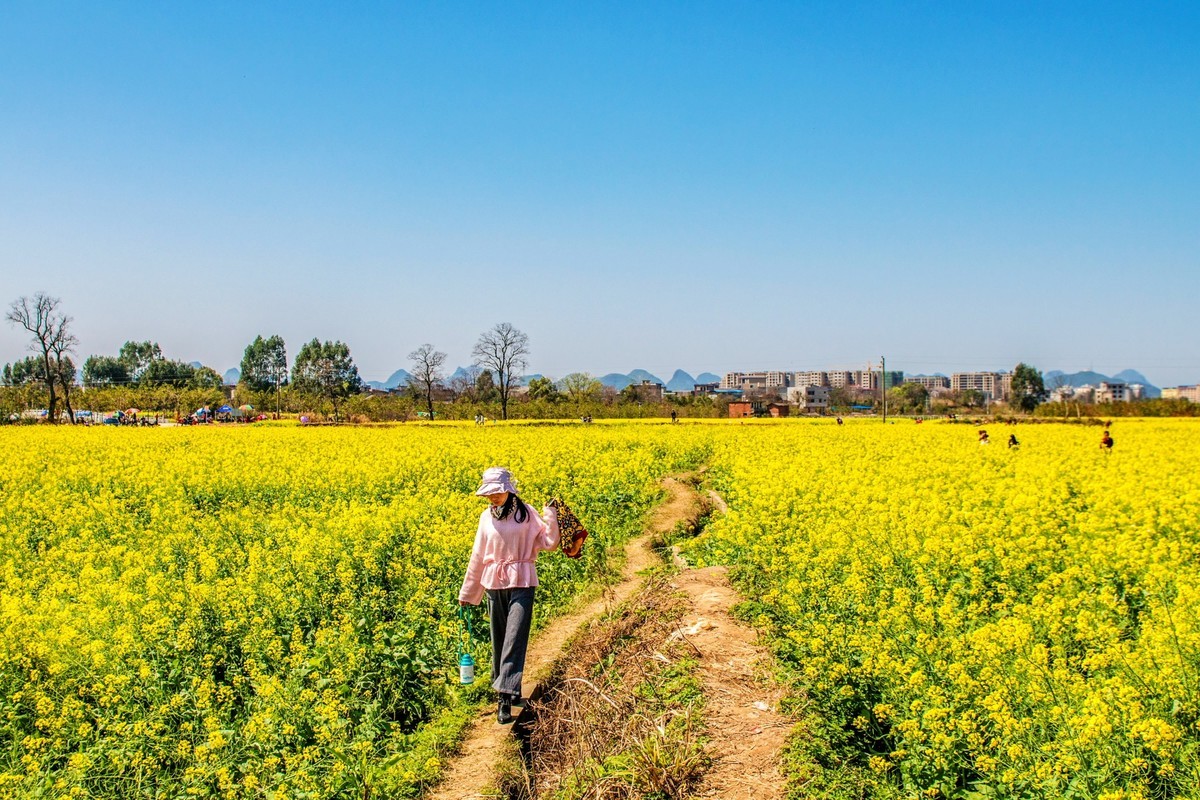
left=424, top=476, right=792, bottom=799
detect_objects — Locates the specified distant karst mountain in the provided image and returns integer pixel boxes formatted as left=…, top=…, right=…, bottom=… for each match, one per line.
left=202, top=363, right=239, bottom=384
left=217, top=363, right=1163, bottom=398
left=1113, top=369, right=1154, bottom=386
left=600, top=370, right=664, bottom=390
left=1045, top=369, right=1160, bottom=398
left=384, top=369, right=412, bottom=389
left=598, top=373, right=631, bottom=390
left=626, top=369, right=665, bottom=386
left=365, top=368, right=412, bottom=391
left=597, top=369, right=716, bottom=391
left=666, top=370, right=696, bottom=392
left=365, top=366, right=543, bottom=391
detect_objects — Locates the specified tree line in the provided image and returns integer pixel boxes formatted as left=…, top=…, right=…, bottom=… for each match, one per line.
left=9, top=293, right=1191, bottom=423
left=5, top=293, right=715, bottom=423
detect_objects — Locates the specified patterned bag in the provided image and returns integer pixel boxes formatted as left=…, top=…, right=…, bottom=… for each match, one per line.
left=549, top=497, right=589, bottom=559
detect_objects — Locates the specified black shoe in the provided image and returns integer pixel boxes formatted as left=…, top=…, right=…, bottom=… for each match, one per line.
left=497, top=700, right=513, bottom=725
left=508, top=693, right=526, bottom=707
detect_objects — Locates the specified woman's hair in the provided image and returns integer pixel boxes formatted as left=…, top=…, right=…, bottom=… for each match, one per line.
left=496, top=493, right=529, bottom=523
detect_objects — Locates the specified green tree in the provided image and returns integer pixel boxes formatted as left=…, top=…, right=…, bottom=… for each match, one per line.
left=191, top=366, right=224, bottom=390
left=240, top=335, right=288, bottom=393
left=140, top=359, right=196, bottom=388
left=3, top=356, right=45, bottom=386
left=292, top=339, right=362, bottom=421
left=118, top=340, right=163, bottom=383
left=527, top=376, right=559, bottom=402
left=1010, top=363, right=1046, bottom=413
left=888, top=382, right=929, bottom=414
left=828, top=386, right=854, bottom=412
left=407, top=343, right=447, bottom=420
left=959, top=388, right=985, bottom=409
left=558, top=372, right=602, bottom=402
left=82, top=355, right=130, bottom=388
left=472, top=322, right=529, bottom=420
left=474, top=370, right=499, bottom=404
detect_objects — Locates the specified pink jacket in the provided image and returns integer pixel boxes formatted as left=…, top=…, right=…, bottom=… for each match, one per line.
left=459, top=503, right=560, bottom=605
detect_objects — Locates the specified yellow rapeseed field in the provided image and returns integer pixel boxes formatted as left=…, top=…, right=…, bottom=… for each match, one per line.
left=2, top=419, right=1197, bottom=799
left=0, top=424, right=708, bottom=799
left=684, top=418, right=1200, bottom=800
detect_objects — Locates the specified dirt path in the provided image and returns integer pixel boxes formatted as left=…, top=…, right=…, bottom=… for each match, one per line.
left=425, top=477, right=705, bottom=800
left=672, top=566, right=791, bottom=798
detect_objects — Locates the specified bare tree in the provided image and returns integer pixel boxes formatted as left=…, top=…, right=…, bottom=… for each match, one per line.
left=472, top=322, right=529, bottom=420
left=48, top=324, right=79, bottom=422
left=6, top=293, right=77, bottom=424
left=407, top=343, right=447, bottom=420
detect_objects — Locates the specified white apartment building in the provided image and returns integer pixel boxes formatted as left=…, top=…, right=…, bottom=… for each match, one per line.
left=787, top=384, right=831, bottom=410
left=1074, top=385, right=1097, bottom=403
left=794, top=371, right=829, bottom=388
left=826, top=371, right=855, bottom=388
left=1095, top=382, right=1144, bottom=403
left=1049, top=385, right=1079, bottom=403
left=905, top=375, right=951, bottom=391
left=951, top=371, right=1013, bottom=402
left=1163, top=385, right=1200, bottom=402
left=720, top=371, right=790, bottom=391
left=853, top=370, right=904, bottom=391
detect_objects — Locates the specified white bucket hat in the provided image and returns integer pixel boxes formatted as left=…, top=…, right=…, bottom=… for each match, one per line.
left=475, top=466, right=517, bottom=496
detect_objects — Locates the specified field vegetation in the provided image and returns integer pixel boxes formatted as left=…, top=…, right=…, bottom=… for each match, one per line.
left=685, top=419, right=1200, bottom=799
left=2, top=419, right=1198, bottom=799
left=0, top=425, right=708, bottom=798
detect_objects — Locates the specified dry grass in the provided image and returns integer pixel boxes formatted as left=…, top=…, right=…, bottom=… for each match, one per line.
left=502, top=577, right=710, bottom=800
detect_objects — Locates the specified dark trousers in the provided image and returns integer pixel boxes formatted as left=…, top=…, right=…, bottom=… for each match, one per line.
left=486, top=587, right=535, bottom=696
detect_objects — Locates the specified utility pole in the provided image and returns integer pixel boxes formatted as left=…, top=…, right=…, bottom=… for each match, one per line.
left=881, top=355, right=887, bottom=423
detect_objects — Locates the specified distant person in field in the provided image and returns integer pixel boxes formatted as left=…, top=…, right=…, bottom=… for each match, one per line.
left=836, top=416, right=843, bottom=426
left=978, top=430, right=990, bottom=445
left=459, top=467, right=560, bottom=725
left=1008, top=434, right=1019, bottom=448
left=1101, top=431, right=1114, bottom=451
left=670, top=409, right=678, bottom=423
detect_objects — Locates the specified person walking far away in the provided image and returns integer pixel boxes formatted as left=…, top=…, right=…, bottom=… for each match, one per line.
left=1008, top=434, right=1019, bottom=448
left=978, top=429, right=990, bottom=445
left=1101, top=430, right=1114, bottom=452
left=459, top=467, right=560, bottom=724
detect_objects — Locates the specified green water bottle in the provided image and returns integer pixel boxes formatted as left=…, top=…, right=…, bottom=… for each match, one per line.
left=459, top=652, right=475, bottom=685
left=457, top=604, right=476, bottom=685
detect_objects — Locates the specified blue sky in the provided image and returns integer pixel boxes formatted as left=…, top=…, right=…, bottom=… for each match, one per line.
left=2, top=3, right=1197, bottom=386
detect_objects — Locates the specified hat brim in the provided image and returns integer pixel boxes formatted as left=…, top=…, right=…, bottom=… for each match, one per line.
left=475, top=482, right=509, bottom=496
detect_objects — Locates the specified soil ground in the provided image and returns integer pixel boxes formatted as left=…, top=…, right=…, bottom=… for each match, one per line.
left=672, top=566, right=790, bottom=798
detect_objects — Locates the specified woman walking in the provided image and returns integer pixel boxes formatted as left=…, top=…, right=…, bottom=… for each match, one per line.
left=459, top=467, right=560, bottom=724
